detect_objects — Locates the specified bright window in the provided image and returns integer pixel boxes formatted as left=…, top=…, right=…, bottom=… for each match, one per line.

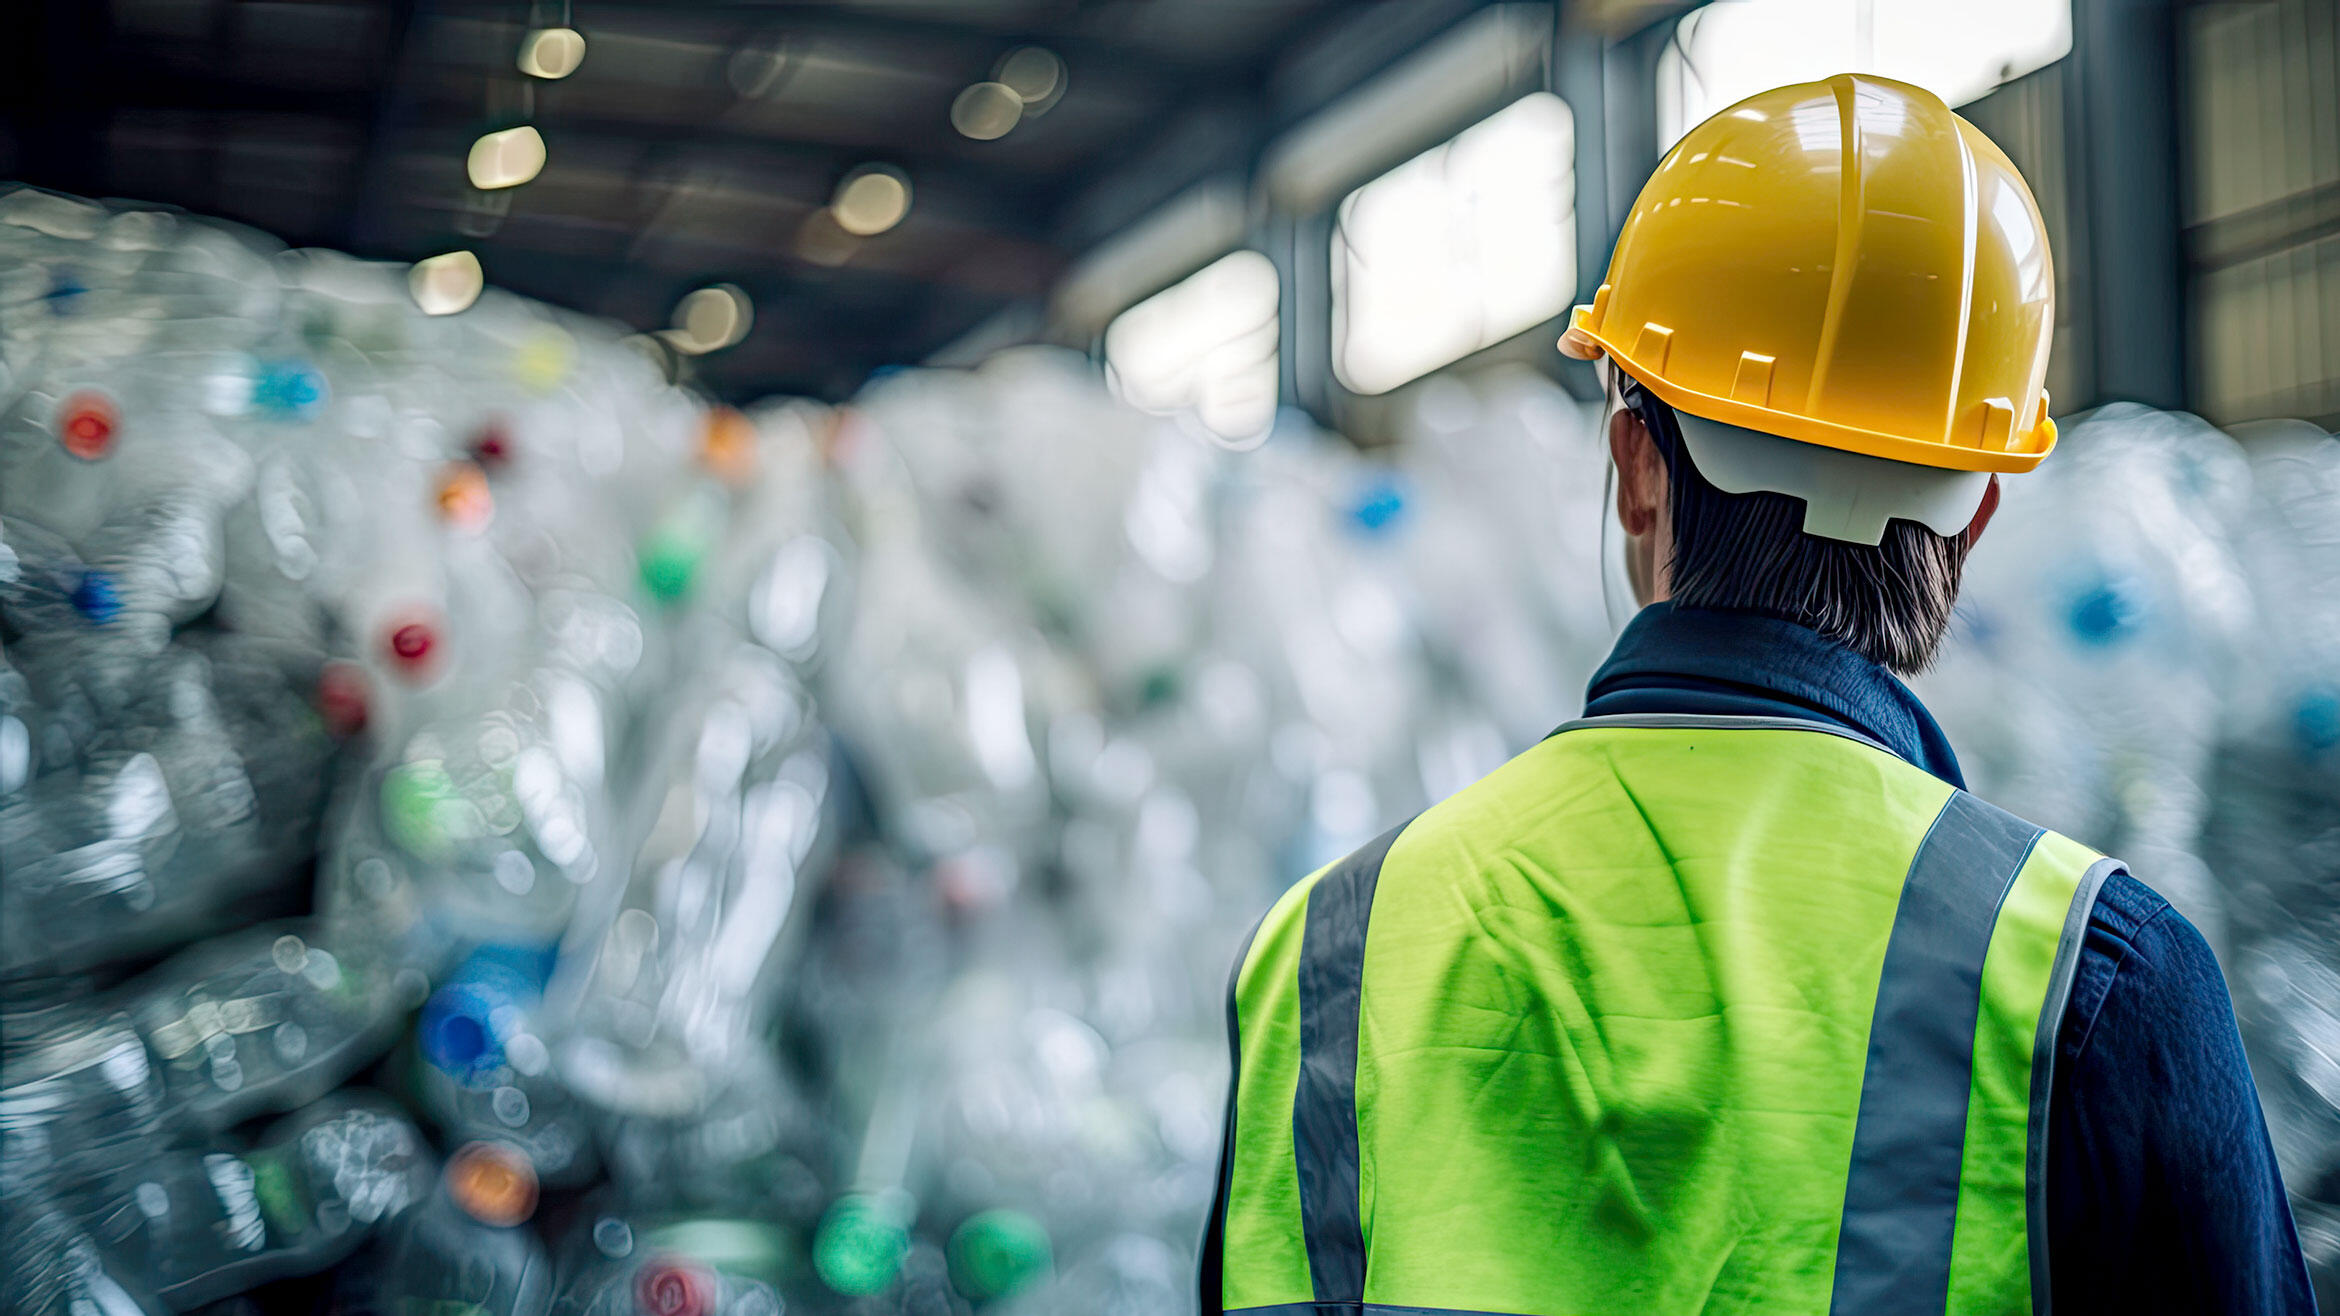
left=1103, top=249, right=1279, bottom=444
left=1657, top=0, right=2073, bottom=148
left=1331, top=92, right=1577, bottom=397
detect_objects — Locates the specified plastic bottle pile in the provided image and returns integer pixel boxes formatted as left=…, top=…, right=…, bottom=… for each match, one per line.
left=4, top=184, right=2338, bottom=1310
left=0, top=187, right=1617, bottom=1315
left=2202, top=419, right=2340, bottom=1300
left=0, top=185, right=741, bottom=1314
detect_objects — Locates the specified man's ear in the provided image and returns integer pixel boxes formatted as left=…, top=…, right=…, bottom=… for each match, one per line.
left=1609, top=407, right=1664, bottom=538
left=1962, top=475, right=2002, bottom=549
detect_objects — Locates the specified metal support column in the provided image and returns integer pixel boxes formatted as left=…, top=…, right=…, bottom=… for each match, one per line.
left=2071, top=0, right=2187, bottom=409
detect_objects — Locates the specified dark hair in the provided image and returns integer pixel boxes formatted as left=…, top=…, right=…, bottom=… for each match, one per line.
left=1624, top=379, right=1972, bottom=675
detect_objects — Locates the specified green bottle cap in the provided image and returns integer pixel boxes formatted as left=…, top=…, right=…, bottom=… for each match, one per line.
left=946, top=1209, right=1051, bottom=1301
left=380, top=760, right=467, bottom=861
left=812, top=1195, right=910, bottom=1297
left=639, top=525, right=707, bottom=602
left=1139, top=666, right=1180, bottom=708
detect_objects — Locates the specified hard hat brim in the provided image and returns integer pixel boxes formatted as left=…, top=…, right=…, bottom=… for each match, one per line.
left=1563, top=305, right=2057, bottom=476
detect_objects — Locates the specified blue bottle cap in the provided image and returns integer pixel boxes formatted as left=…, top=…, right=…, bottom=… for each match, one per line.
left=70, top=572, right=121, bottom=624
left=44, top=271, right=86, bottom=314
left=253, top=359, right=328, bottom=418
left=2064, top=573, right=2147, bottom=648
left=418, top=942, right=553, bottom=1084
left=1347, top=475, right=1408, bottom=536
left=420, top=994, right=498, bottom=1078
left=2294, top=685, right=2340, bottom=759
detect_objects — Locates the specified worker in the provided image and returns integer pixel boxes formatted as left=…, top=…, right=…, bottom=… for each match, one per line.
left=1199, top=74, right=2316, bottom=1314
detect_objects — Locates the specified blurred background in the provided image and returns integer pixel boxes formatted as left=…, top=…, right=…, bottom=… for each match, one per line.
left=1, top=0, right=2336, bottom=1313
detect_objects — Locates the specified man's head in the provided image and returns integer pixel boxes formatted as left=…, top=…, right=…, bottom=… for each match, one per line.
left=1558, top=73, right=2056, bottom=672
left=1607, top=372, right=2001, bottom=674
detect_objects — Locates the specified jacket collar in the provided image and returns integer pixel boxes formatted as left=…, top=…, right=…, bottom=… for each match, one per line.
left=1582, top=601, right=1967, bottom=789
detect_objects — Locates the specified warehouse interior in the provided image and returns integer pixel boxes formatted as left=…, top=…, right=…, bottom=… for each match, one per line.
left=14, top=0, right=2331, bottom=424
left=3, top=0, right=2338, bottom=1311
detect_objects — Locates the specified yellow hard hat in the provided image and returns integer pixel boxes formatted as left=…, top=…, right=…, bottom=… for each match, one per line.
left=1560, top=73, right=2057, bottom=474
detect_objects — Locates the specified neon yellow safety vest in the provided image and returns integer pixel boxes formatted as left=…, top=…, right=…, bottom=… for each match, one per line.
left=1202, top=715, right=2120, bottom=1316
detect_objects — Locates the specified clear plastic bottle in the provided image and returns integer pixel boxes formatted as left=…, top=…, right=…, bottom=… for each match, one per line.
left=551, top=640, right=833, bottom=1123
left=121, top=922, right=420, bottom=1133
left=1, top=1005, right=174, bottom=1194
left=0, top=636, right=334, bottom=980
left=2, top=1187, right=167, bottom=1316
left=407, top=942, right=599, bottom=1189
left=549, top=1210, right=789, bottom=1316
left=57, top=1092, right=432, bottom=1310
left=317, top=616, right=633, bottom=977
left=991, top=1230, right=1187, bottom=1316
left=408, top=1052, right=601, bottom=1193
left=338, top=1140, right=556, bottom=1316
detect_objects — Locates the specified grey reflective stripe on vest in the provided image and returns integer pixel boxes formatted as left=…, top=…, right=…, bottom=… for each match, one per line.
left=1550, top=712, right=1898, bottom=759
left=1293, top=822, right=1409, bottom=1304
left=1829, top=791, right=2046, bottom=1316
left=2024, top=856, right=2120, bottom=1316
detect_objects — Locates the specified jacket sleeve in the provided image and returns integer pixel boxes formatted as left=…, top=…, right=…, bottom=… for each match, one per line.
left=2046, top=873, right=2321, bottom=1313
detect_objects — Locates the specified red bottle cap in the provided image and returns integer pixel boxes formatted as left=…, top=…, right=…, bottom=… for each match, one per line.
left=634, top=1256, right=714, bottom=1316
left=384, top=614, right=443, bottom=681
left=471, top=419, right=513, bottom=468
left=315, top=662, right=370, bottom=738
left=390, top=623, right=433, bottom=661
left=59, top=391, right=118, bottom=460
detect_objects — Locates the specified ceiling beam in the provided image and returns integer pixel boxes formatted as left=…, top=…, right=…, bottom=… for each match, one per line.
left=86, top=57, right=1070, bottom=245
left=416, top=0, right=1244, bottom=89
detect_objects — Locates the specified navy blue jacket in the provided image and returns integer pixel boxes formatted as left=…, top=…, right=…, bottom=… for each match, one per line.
left=1588, top=602, right=2317, bottom=1313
